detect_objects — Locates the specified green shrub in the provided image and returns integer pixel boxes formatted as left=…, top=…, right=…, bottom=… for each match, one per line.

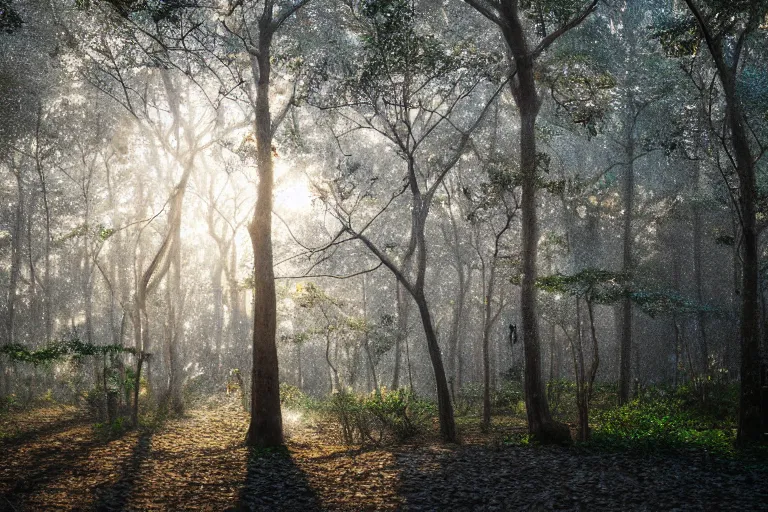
left=492, top=380, right=525, bottom=415
left=324, top=388, right=433, bottom=445
left=280, top=383, right=313, bottom=410
left=93, top=416, right=129, bottom=439
left=0, top=393, right=19, bottom=413
left=674, top=379, right=738, bottom=426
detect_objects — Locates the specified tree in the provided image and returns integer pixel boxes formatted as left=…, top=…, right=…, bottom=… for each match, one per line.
left=311, top=0, right=504, bottom=442
left=221, top=0, right=311, bottom=448
left=678, top=0, right=767, bottom=445
left=462, top=0, right=598, bottom=443
left=538, top=269, right=624, bottom=440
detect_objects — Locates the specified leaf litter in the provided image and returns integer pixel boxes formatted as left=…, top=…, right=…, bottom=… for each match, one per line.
left=1, top=400, right=766, bottom=511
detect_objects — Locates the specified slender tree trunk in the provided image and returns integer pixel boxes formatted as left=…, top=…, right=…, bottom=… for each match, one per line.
left=7, top=170, right=23, bottom=345
left=392, top=280, right=405, bottom=389
left=34, top=143, right=52, bottom=346
left=575, top=298, right=587, bottom=441
left=212, top=259, right=224, bottom=375
left=296, top=342, right=303, bottom=390
left=362, top=274, right=379, bottom=391
left=413, top=292, right=456, bottom=442
left=482, top=293, right=492, bottom=431
left=325, top=331, right=340, bottom=393
left=167, top=221, right=184, bottom=415
left=245, top=35, right=283, bottom=447
left=692, top=165, right=709, bottom=373
left=619, top=106, right=635, bottom=406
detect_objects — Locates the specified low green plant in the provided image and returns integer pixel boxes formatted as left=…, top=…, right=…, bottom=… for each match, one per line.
left=93, top=416, right=129, bottom=439
left=324, top=388, right=433, bottom=445
left=280, top=383, right=314, bottom=409
left=492, top=380, right=525, bottom=415
left=0, top=393, right=19, bottom=413
left=587, top=396, right=735, bottom=456
left=455, top=383, right=483, bottom=416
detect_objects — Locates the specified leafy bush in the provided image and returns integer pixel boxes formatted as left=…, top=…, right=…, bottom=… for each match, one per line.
left=454, top=381, right=525, bottom=417
left=492, top=380, right=525, bottom=415
left=93, top=416, right=129, bottom=439
left=280, top=383, right=313, bottom=410
left=0, top=393, right=19, bottom=413
left=324, top=388, right=433, bottom=445
left=674, top=379, right=737, bottom=427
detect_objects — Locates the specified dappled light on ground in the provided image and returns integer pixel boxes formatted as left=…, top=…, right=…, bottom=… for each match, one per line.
left=1, top=400, right=766, bottom=511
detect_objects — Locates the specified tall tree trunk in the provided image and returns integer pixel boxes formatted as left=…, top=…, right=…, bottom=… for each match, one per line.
left=619, top=108, right=635, bottom=406
left=465, top=0, right=597, bottom=445
left=34, top=132, right=52, bottom=346
left=692, top=163, right=709, bottom=374
left=212, top=259, right=224, bottom=375
left=7, top=170, right=23, bottom=345
left=391, top=280, right=405, bottom=389
left=166, top=219, right=184, bottom=415
left=245, top=34, right=283, bottom=447
left=684, top=0, right=763, bottom=446
left=513, top=60, right=567, bottom=442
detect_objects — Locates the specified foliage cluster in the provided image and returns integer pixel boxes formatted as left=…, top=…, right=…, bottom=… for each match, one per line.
left=586, top=383, right=739, bottom=456
left=92, top=416, right=129, bottom=439
left=323, top=388, right=434, bottom=445
left=279, top=383, right=316, bottom=410
left=0, top=0, right=22, bottom=33
left=0, top=337, right=135, bottom=366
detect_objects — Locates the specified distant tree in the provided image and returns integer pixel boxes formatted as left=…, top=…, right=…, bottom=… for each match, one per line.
left=312, top=0, right=503, bottom=442
left=462, top=0, right=598, bottom=444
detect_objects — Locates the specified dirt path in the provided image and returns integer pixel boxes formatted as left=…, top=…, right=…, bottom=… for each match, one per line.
left=1, top=402, right=766, bottom=511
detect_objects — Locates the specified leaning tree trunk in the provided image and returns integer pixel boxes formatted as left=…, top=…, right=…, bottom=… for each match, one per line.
left=413, top=292, right=457, bottom=442
left=245, top=34, right=283, bottom=448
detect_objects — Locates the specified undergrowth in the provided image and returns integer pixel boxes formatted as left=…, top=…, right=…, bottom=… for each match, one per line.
left=321, top=388, right=434, bottom=445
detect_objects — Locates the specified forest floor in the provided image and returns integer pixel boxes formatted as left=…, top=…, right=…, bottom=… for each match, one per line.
left=1, top=398, right=767, bottom=511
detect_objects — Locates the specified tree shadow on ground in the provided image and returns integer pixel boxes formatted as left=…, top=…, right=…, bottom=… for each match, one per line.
left=1, top=427, right=108, bottom=510
left=92, top=430, right=153, bottom=511
left=226, top=446, right=320, bottom=512
left=0, top=411, right=88, bottom=448
left=394, top=445, right=560, bottom=511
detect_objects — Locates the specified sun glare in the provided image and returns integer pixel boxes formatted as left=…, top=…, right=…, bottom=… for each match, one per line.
left=275, top=178, right=314, bottom=213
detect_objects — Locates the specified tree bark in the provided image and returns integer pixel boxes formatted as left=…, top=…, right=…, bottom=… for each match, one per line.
left=362, top=274, right=379, bottom=392
left=683, top=0, right=763, bottom=444
left=513, top=59, right=566, bottom=442
left=619, top=105, right=635, bottom=406
left=245, top=31, right=283, bottom=447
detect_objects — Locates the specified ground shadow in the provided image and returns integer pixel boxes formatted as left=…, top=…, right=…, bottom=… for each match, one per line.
left=1, top=427, right=109, bottom=510
left=226, top=446, right=321, bottom=512
left=0, top=411, right=88, bottom=448
left=92, top=430, right=153, bottom=511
